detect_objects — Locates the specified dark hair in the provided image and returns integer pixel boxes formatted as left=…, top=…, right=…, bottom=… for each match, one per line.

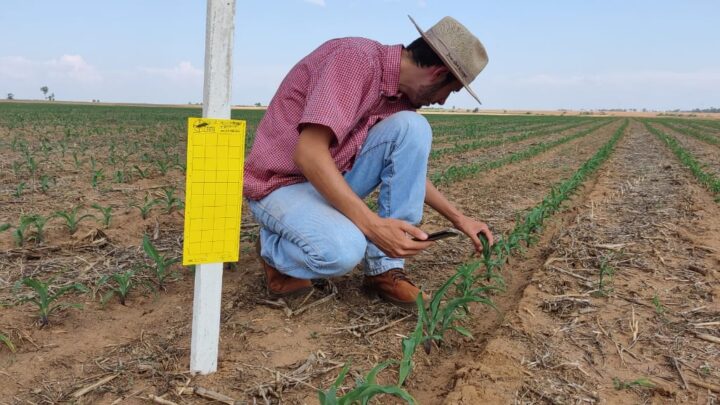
left=406, top=37, right=458, bottom=85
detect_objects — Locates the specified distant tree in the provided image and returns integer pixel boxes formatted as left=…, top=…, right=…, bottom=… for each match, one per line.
left=7, top=93, right=13, bottom=100
left=48, top=93, right=55, bottom=101
left=254, top=102, right=262, bottom=107
left=472, top=107, right=479, bottom=113
left=40, top=86, right=49, bottom=99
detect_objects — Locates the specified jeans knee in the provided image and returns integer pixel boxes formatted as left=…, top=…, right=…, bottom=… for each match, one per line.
left=304, top=231, right=366, bottom=277
left=390, top=111, right=432, bottom=155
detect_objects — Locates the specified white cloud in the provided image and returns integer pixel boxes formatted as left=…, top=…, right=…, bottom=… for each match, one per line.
left=48, top=54, right=102, bottom=83
left=304, top=0, right=326, bottom=6
left=140, top=61, right=203, bottom=82
left=0, top=54, right=102, bottom=83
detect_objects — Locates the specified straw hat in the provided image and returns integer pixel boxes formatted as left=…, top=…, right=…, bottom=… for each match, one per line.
left=408, top=16, right=488, bottom=104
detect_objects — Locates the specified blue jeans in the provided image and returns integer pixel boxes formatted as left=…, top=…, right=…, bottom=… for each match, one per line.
left=247, top=111, right=432, bottom=279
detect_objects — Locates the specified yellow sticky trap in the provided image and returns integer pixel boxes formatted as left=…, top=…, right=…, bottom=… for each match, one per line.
left=183, top=117, right=246, bottom=265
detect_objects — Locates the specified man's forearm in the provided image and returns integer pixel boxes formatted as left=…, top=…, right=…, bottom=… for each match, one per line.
left=293, top=125, right=378, bottom=235
left=424, top=179, right=464, bottom=226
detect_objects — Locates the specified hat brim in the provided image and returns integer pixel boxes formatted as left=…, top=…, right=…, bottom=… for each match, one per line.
left=408, top=15, right=482, bottom=105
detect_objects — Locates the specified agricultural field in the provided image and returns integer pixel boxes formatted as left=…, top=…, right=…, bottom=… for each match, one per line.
left=1, top=103, right=719, bottom=404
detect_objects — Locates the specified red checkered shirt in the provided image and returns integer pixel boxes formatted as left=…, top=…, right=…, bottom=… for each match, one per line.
left=243, top=37, right=415, bottom=201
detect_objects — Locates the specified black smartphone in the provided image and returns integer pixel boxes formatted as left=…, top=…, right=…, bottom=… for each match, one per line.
left=413, top=229, right=460, bottom=241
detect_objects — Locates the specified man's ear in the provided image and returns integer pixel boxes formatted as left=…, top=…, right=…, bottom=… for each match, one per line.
left=429, top=65, right=450, bottom=80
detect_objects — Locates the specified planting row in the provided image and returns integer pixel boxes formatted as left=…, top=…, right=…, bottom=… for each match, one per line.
left=0, top=188, right=184, bottom=249
left=644, top=121, right=720, bottom=201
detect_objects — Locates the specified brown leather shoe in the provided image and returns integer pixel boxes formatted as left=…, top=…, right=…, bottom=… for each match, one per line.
left=256, top=240, right=312, bottom=298
left=363, top=269, right=429, bottom=308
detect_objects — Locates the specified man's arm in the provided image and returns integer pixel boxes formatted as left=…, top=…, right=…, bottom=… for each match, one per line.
left=424, top=179, right=494, bottom=253
left=293, top=124, right=432, bottom=257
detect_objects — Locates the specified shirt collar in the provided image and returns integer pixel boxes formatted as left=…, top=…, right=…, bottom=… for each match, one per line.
left=380, top=44, right=403, bottom=99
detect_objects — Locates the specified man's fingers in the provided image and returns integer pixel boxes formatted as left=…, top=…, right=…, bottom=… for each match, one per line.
left=477, top=227, right=494, bottom=246
left=385, top=246, right=428, bottom=258
left=401, top=222, right=428, bottom=241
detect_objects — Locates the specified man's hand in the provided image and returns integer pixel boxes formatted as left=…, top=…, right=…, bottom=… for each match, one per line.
left=453, top=215, right=494, bottom=254
left=365, top=217, right=433, bottom=258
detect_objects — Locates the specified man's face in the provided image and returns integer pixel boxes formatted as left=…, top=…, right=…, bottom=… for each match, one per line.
left=407, top=73, right=464, bottom=109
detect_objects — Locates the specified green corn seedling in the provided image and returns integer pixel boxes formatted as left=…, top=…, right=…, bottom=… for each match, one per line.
left=12, top=161, right=25, bottom=177
left=15, top=277, right=88, bottom=327
left=91, top=203, right=113, bottom=228
left=477, top=233, right=505, bottom=288
left=0, top=333, right=16, bottom=352
left=24, top=214, right=50, bottom=244
left=158, top=186, right=183, bottom=213
left=593, top=259, right=615, bottom=297
left=142, top=235, right=180, bottom=289
left=155, top=158, right=172, bottom=175
left=133, top=165, right=149, bottom=179
left=418, top=263, right=496, bottom=354
left=39, top=175, right=53, bottom=193
left=12, top=215, right=36, bottom=247
left=40, top=137, right=52, bottom=158
left=58, top=139, right=67, bottom=157
left=114, top=169, right=128, bottom=183
left=399, top=299, right=425, bottom=386
left=72, top=150, right=82, bottom=169
left=14, top=182, right=26, bottom=198
left=11, top=136, right=24, bottom=151
left=652, top=294, right=666, bottom=315
left=175, top=161, right=187, bottom=172
left=98, top=269, right=137, bottom=306
left=22, top=149, right=37, bottom=176
left=91, top=169, right=104, bottom=189
left=108, top=143, right=117, bottom=165
left=54, top=206, right=95, bottom=235
left=0, top=223, right=10, bottom=233
left=318, top=360, right=416, bottom=405
left=133, top=194, right=159, bottom=219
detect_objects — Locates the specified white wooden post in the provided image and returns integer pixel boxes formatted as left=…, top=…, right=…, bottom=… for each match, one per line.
left=190, top=0, right=236, bottom=375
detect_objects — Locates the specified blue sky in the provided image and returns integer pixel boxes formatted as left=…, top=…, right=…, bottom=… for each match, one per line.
left=2, top=0, right=718, bottom=110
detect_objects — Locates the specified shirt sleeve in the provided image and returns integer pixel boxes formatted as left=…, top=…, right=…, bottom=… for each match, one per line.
left=299, top=46, right=377, bottom=144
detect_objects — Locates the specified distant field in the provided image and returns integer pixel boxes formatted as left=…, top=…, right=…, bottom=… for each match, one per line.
left=1, top=102, right=718, bottom=403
